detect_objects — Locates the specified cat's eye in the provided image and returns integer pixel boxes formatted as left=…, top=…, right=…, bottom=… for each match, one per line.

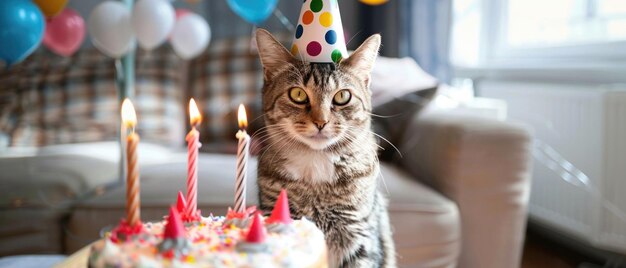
left=289, top=87, right=309, bottom=104
left=333, top=90, right=352, bottom=106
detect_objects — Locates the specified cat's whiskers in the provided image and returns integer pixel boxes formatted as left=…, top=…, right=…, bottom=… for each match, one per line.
left=366, top=130, right=402, bottom=158
left=251, top=123, right=286, bottom=140
left=251, top=123, right=291, bottom=153
left=248, top=112, right=266, bottom=126
left=345, top=29, right=363, bottom=48
left=344, top=128, right=384, bottom=151
left=365, top=112, right=403, bottom=118
left=267, top=134, right=299, bottom=168
left=258, top=125, right=293, bottom=160
left=250, top=133, right=273, bottom=153
left=250, top=125, right=281, bottom=143
left=252, top=130, right=288, bottom=154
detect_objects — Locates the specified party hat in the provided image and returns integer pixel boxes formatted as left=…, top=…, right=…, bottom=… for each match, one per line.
left=266, top=189, right=293, bottom=225
left=245, top=212, right=267, bottom=243
left=163, top=206, right=185, bottom=239
left=291, top=0, right=348, bottom=63
left=176, top=191, right=187, bottom=214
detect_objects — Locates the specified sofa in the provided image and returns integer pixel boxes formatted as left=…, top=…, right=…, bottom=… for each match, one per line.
left=0, top=35, right=533, bottom=268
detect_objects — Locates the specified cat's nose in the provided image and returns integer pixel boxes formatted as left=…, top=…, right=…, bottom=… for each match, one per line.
left=314, top=122, right=327, bottom=130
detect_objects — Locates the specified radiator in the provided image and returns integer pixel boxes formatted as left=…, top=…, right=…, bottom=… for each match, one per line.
left=480, top=81, right=626, bottom=254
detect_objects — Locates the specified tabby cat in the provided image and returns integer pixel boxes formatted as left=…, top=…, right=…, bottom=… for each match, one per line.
left=255, top=29, right=395, bottom=268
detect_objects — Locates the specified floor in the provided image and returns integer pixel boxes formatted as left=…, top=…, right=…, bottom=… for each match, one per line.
left=521, top=234, right=580, bottom=268
left=520, top=227, right=624, bottom=268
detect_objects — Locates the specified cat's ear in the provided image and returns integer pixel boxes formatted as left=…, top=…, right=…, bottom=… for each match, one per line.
left=256, top=29, right=295, bottom=79
left=341, top=34, right=381, bottom=83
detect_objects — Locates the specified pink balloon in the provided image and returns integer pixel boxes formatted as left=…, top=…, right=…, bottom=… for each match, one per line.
left=175, top=9, right=191, bottom=20
left=43, top=8, right=85, bottom=57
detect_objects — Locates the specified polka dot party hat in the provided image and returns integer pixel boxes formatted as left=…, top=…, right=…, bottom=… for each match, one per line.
left=291, top=0, right=348, bottom=63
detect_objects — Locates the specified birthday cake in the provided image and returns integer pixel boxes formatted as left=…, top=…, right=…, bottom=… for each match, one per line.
left=88, top=190, right=327, bottom=268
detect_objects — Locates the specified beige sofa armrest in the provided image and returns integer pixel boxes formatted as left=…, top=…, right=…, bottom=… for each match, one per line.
left=397, top=112, right=533, bottom=268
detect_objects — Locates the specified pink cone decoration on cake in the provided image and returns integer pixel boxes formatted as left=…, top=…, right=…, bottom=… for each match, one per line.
left=176, top=191, right=187, bottom=214
left=245, top=212, right=267, bottom=243
left=266, top=189, right=293, bottom=225
left=292, top=0, right=348, bottom=63
left=164, top=206, right=186, bottom=239
left=158, top=206, right=191, bottom=257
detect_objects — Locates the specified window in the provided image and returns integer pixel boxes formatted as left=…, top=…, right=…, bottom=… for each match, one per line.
left=451, top=0, right=626, bottom=68
left=507, top=0, right=626, bottom=48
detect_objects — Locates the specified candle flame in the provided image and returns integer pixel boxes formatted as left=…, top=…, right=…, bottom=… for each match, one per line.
left=189, top=98, right=202, bottom=126
left=121, top=98, right=137, bottom=128
left=238, top=104, right=248, bottom=129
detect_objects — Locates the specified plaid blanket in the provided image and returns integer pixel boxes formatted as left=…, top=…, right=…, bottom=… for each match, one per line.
left=0, top=47, right=185, bottom=148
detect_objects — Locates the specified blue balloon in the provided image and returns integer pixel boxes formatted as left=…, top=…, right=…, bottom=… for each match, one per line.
left=226, top=0, right=278, bottom=25
left=0, top=0, right=45, bottom=66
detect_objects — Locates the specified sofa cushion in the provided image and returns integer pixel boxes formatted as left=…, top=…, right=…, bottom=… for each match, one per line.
left=0, top=48, right=185, bottom=148
left=0, top=142, right=175, bottom=210
left=65, top=154, right=460, bottom=267
left=382, top=164, right=460, bottom=267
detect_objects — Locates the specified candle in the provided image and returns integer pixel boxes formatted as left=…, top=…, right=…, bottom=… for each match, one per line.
left=185, top=99, right=202, bottom=219
left=121, top=99, right=140, bottom=226
left=235, top=104, right=250, bottom=213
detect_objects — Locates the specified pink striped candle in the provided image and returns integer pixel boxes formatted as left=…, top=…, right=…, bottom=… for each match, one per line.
left=185, top=99, right=202, bottom=219
left=235, top=104, right=250, bottom=213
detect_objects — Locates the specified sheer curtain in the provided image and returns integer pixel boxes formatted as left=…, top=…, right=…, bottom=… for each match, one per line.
left=398, top=0, right=453, bottom=83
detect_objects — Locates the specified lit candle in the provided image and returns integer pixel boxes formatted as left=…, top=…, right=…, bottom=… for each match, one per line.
left=235, top=104, right=250, bottom=213
left=121, top=99, right=140, bottom=226
left=185, top=99, right=202, bottom=220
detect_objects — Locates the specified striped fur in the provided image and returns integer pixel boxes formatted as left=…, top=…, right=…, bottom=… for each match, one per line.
left=255, top=29, right=396, bottom=268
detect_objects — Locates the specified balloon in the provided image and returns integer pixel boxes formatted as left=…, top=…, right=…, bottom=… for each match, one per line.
left=33, top=0, right=68, bottom=18
left=132, top=0, right=175, bottom=50
left=170, top=13, right=211, bottom=60
left=0, top=0, right=45, bottom=65
left=88, top=1, right=134, bottom=58
left=226, top=0, right=278, bottom=25
left=359, top=0, right=389, bottom=5
left=175, top=9, right=191, bottom=20
left=43, top=9, right=85, bottom=57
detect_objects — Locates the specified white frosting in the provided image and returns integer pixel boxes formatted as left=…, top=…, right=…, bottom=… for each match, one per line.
left=89, top=216, right=326, bottom=268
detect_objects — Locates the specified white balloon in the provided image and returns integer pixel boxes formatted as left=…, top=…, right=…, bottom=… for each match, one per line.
left=170, top=13, right=211, bottom=60
left=132, top=0, right=175, bottom=50
left=88, top=1, right=134, bottom=58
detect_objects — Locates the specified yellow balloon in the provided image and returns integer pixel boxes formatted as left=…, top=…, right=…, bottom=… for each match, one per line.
left=33, top=0, right=69, bottom=17
left=359, top=0, right=389, bottom=5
